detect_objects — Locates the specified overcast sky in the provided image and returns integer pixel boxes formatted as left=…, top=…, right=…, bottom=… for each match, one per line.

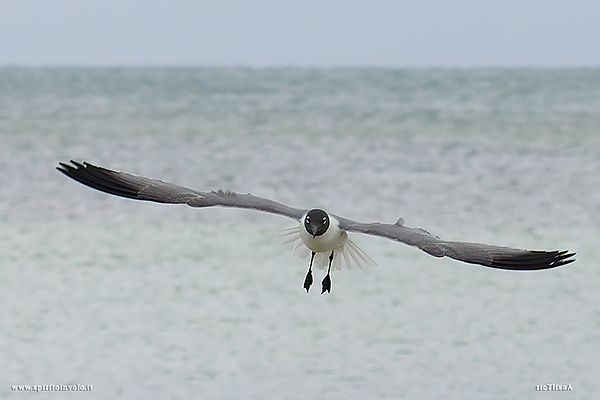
left=0, top=0, right=598, bottom=67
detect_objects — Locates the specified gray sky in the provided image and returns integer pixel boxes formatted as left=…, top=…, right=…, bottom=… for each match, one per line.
left=0, top=0, right=598, bottom=67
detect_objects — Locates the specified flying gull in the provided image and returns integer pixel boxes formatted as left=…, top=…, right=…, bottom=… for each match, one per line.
left=57, top=161, right=575, bottom=294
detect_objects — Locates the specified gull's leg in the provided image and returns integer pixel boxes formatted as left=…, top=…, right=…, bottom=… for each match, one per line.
left=303, top=251, right=316, bottom=293
left=321, top=250, right=334, bottom=294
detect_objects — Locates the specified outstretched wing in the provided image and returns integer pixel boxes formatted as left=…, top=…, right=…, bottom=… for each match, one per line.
left=335, top=216, right=575, bottom=270
left=57, top=160, right=306, bottom=220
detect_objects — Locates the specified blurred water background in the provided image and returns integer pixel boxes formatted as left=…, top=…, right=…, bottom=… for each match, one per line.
left=1, top=67, right=599, bottom=399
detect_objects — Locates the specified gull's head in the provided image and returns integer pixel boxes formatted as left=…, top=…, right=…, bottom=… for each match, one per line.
left=304, top=209, right=330, bottom=238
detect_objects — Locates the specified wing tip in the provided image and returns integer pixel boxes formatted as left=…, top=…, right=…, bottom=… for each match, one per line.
left=491, top=249, right=576, bottom=271
left=57, top=160, right=88, bottom=173
left=56, top=160, right=142, bottom=200
left=552, top=250, right=576, bottom=268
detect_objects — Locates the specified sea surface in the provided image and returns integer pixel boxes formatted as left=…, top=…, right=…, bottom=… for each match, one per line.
left=1, top=67, right=599, bottom=399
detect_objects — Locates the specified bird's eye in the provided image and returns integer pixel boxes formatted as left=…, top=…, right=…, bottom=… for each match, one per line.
left=323, top=217, right=327, bottom=222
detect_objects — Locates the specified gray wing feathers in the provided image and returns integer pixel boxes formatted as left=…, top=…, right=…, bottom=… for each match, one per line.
left=57, top=161, right=306, bottom=220
left=334, top=217, right=444, bottom=256
left=187, top=190, right=306, bottom=219
left=336, top=216, right=575, bottom=270
left=437, top=241, right=574, bottom=270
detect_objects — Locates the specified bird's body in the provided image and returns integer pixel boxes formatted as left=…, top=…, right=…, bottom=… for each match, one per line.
left=57, top=160, right=576, bottom=294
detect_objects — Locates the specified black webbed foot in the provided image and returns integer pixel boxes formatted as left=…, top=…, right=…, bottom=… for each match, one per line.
left=303, top=270, right=313, bottom=292
left=321, top=250, right=334, bottom=294
left=304, top=251, right=316, bottom=293
left=321, top=274, right=331, bottom=294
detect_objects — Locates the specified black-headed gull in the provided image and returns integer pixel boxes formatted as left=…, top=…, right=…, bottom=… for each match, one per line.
left=57, top=161, right=576, bottom=294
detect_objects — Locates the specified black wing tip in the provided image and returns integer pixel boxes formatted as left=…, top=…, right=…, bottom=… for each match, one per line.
left=491, top=249, right=576, bottom=271
left=56, top=160, right=141, bottom=200
left=56, top=160, right=80, bottom=176
left=57, top=160, right=80, bottom=172
left=56, top=160, right=96, bottom=177
left=57, top=159, right=90, bottom=171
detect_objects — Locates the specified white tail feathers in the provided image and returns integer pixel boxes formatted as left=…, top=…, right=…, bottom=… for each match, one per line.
left=278, top=226, right=377, bottom=271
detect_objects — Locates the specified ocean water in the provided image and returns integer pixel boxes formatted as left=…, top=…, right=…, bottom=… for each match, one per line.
left=1, top=67, right=599, bottom=399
